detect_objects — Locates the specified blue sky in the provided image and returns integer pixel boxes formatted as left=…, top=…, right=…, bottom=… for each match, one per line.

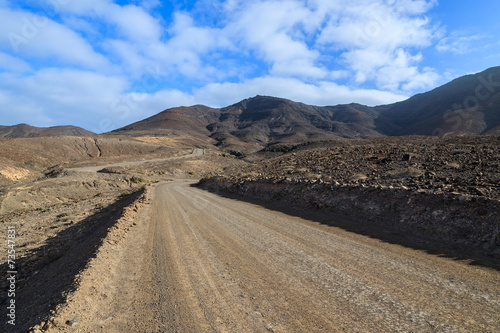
left=0, top=0, right=499, bottom=133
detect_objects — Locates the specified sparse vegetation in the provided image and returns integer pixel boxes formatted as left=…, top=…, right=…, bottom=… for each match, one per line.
left=131, top=176, right=146, bottom=183
left=119, top=192, right=131, bottom=199
left=119, top=188, right=143, bottom=199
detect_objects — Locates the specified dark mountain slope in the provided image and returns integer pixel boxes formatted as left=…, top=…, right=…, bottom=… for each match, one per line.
left=111, top=96, right=383, bottom=150
left=378, top=66, right=500, bottom=136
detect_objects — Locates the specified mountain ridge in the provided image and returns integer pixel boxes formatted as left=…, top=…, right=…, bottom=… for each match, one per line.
left=0, top=124, right=95, bottom=139
left=110, top=67, right=500, bottom=148
left=4, top=67, right=499, bottom=147
left=110, top=66, right=500, bottom=150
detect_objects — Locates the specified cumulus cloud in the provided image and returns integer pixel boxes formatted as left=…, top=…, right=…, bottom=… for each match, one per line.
left=316, top=0, right=438, bottom=90
left=49, top=0, right=162, bottom=41
left=149, top=12, right=231, bottom=79
left=0, top=51, right=31, bottom=72
left=107, top=4, right=162, bottom=42
left=0, top=69, right=128, bottom=127
left=0, top=7, right=110, bottom=70
left=225, top=0, right=328, bottom=79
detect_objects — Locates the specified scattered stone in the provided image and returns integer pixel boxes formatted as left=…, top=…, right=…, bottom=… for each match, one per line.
left=402, top=153, right=412, bottom=161
left=42, top=322, right=52, bottom=331
left=96, top=316, right=114, bottom=324
left=66, top=316, right=79, bottom=326
left=265, top=323, right=276, bottom=332
left=475, top=188, right=487, bottom=196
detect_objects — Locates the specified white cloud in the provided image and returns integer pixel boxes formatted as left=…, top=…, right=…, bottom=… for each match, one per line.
left=0, top=8, right=110, bottom=70
left=140, top=0, right=161, bottom=10
left=23, top=0, right=441, bottom=90
left=217, top=0, right=441, bottom=89
left=391, top=0, right=437, bottom=15
left=0, top=69, right=128, bottom=128
left=132, top=12, right=234, bottom=81
left=52, top=0, right=162, bottom=42
left=167, top=12, right=225, bottom=54
left=226, top=0, right=328, bottom=78
left=103, top=39, right=150, bottom=78
left=45, top=0, right=113, bottom=16
left=0, top=52, right=31, bottom=72
left=436, top=34, right=482, bottom=54
left=192, top=76, right=408, bottom=108
left=317, top=0, right=438, bottom=90
left=374, top=50, right=439, bottom=91
left=107, top=4, right=162, bottom=42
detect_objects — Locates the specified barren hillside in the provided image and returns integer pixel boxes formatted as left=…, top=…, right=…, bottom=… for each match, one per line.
left=110, top=67, right=500, bottom=152
left=0, top=124, right=95, bottom=139
left=0, top=136, right=182, bottom=187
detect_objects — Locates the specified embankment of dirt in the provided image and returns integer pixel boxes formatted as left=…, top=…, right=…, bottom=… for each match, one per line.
left=199, top=177, right=500, bottom=259
left=1, top=186, right=149, bottom=333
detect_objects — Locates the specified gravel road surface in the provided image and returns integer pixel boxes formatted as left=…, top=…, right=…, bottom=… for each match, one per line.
left=72, top=180, right=500, bottom=332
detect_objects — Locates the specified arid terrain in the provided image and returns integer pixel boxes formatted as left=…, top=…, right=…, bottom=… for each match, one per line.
left=34, top=181, right=500, bottom=332
left=0, top=133, right=499, bottom=332
left=0, top=139, right=243, bottom=332
left=1, top=68, right=500, bottom=332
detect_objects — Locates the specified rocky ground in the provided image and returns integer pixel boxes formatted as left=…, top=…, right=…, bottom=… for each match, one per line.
left=200, top=136, right=500, bottom=260
left=229, top=136, right=500, bottom=199
left=1, top=135, right=499, bottom=331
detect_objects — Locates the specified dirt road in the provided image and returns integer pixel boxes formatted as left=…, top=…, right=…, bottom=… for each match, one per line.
left=65, top=148, right=205, bottom=173
left=69, top=180, right=500, bottom=332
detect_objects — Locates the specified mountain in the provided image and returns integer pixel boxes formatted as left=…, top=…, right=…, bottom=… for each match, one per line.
left=112, top=96, right=387, bottom=150
left=0, top=124, right=95, bottom=139
left=378, top=66, right=500, bottom=136
left=112, top=66, right=500, bottom=151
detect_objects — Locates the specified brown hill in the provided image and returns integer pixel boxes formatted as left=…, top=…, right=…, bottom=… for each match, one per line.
left=110, top=105, right=220, bottom=145
left=112, top=96, right=386, bottom=151
left=111, top=66, right=500, bottom=150
left=0, top=124, right=95, bottom=139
